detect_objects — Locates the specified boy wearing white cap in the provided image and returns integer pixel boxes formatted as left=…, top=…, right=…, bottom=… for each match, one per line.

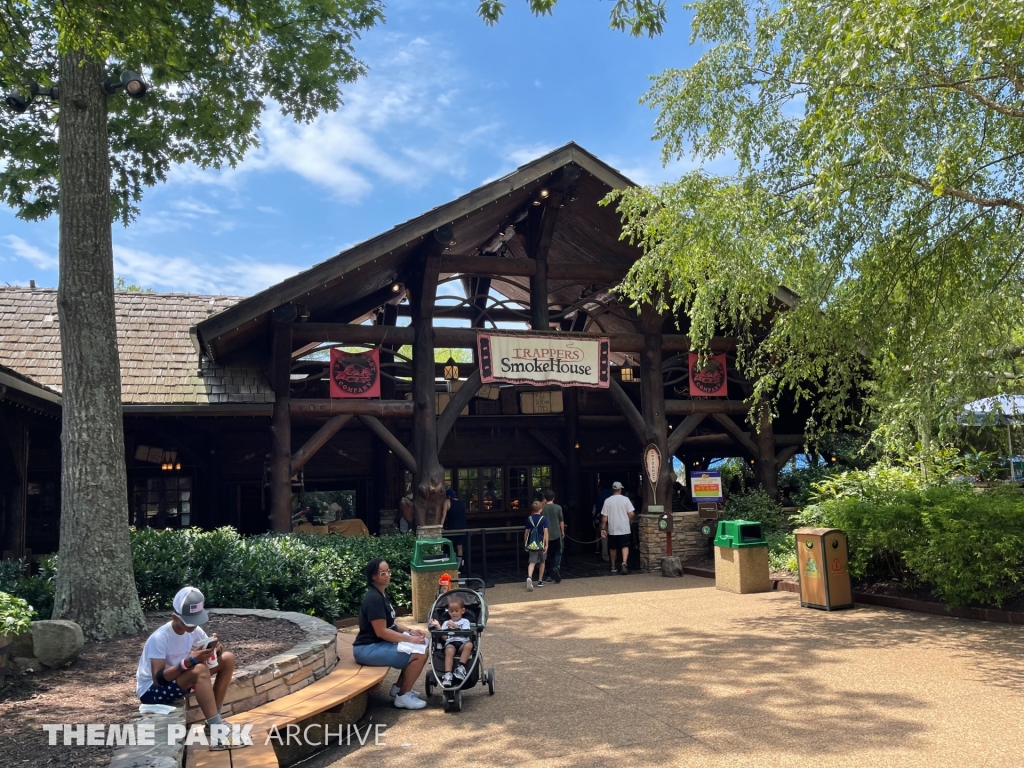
left=135, top=586, right=246, bottom=750
left=600, top=482, right=635, bottom=574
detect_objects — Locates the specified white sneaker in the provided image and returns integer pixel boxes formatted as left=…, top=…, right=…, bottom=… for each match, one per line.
left=390, top=684, right=422, bottom=698
left=454, top=664, right=467, bottom=680
left=526, top=577, right=534, bottom=591
left=441, top=671, right=454, bottom=687
left=394, top=692, right=427, bottom=710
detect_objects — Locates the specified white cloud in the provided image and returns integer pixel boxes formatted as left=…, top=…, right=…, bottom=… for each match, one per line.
left=167, top=33, right=499, bottom=204
left=171, top=199, right=219, bottom=216
left=4, top=235, right=57, bottom=269
left=113, top=245, right=299, bottom=296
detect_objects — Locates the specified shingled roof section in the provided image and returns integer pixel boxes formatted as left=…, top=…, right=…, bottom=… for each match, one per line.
left=0, top=289, right=274, bottom=406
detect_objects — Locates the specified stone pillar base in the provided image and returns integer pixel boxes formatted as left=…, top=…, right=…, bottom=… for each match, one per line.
left=714, top=546, right=770, bottom=594
left=638, top=511, right=711, bottom=570
left=411, top=568, right=460, bottom=623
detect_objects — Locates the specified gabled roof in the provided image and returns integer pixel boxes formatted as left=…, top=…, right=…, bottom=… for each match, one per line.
left=0, top=289, right=274, bottom=406
left=196, top=142, right=641, bottom=361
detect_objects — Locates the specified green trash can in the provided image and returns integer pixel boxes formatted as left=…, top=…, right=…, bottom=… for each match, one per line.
left=410, top=537, right=460, bottom=622
left=714, top=519, right=770, bottom=594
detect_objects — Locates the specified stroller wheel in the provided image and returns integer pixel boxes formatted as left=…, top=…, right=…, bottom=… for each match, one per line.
left=425, top=678, right=433, bottom=697
left=454, top=689, right=463, bottom=712
left=443, top=693, right=452, bottom=712
left=487, top=668, right=495, bottom=695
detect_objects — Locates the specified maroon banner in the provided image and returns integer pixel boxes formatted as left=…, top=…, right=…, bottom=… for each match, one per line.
left=329, top=348, right=381, bottom=398
left=688, top=353, right=728, bottom=397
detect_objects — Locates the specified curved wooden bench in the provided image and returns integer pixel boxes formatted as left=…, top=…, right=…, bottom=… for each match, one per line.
left=186, top=634, right=387, bottom=768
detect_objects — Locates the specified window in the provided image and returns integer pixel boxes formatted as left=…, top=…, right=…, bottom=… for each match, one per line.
left=134, top=477, right=192, bottom=529
left=458, top=467, right=503, bottom=514
left=509, top=466, right=553, bottom=512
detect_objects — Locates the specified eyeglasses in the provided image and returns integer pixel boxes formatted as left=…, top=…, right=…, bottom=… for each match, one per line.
left=377, top=570, right=392, bottom=576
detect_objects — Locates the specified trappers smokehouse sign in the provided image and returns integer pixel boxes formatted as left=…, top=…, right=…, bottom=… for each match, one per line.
left=477, top=334, right=610, bottom=388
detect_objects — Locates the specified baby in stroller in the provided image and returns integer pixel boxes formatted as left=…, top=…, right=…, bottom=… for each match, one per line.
left=428, top=595, right=473, bottom=687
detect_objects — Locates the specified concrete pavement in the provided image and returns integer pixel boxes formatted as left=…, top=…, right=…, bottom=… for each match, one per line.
left=305, top=574, right=1024, bottom=767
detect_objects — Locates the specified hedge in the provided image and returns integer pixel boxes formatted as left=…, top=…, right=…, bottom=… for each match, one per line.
left=0, top=528, right=416, bottom=622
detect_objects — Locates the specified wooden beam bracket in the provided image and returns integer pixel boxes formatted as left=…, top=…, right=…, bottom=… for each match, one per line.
left=359, top=415, right=417, bottom=473
left=711, top=413, right=760, bottom=457
left=291, top=414, right=353, bottom=475
left=667, top=413, right=708, bottom=455
left=436, top=369, right=483, bottom=449
left=527, top=428, right=567, bottom=467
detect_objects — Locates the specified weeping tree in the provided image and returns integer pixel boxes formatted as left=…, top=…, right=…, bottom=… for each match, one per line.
left=0, top=0, right=383, bottom=639
left=601, top=0, right=1024, bottom=453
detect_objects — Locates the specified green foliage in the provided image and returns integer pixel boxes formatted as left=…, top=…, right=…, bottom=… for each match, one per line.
left=130, top=528, right=416, bottom=619
left=115, top=276, right=152, bottom=292
left=477, top=0, right=667, bottom=37
left=607, top=0, right=1024, bottom=447
left=0, top=0, right=384, bottom=224
left=0, top=557, right=55, bottom=620
left=801, top=470, right=1024, bottom=607
left=0, top=591, right=34, bottom=637
left=723, top=489, right=796, bottom=573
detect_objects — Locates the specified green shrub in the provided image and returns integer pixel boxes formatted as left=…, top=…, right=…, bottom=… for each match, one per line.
left=0, top=557, right=55, bottom=620
left=0, top=591, right=34, bottom=636
left=722, top=490, right=788, bottom=534
left=128, top=528, right=416, bottom=620
left=799, top=469, right=1024, bottom=607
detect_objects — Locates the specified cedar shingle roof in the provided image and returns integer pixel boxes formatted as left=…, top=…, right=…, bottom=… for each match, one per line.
left=0, top=289, right=274, bottom=405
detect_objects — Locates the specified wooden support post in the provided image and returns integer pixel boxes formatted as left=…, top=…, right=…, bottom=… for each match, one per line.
left=436, top=369, right=482, bottom=450
left=756, top=405, right=779, bottom=499
left=711, top=412, right=760, bottom=457
left=290, top=414, right=353, bottom=475
left=377, top=304, right=398, bottom=401
left=0, top=413, right=29, bottom=559
left=667, top=413, right=707, bottom=456
left=411, top=231, right=448, bottom=527
left=269, top=303, right=297, bottom=533
left=528, top=428, right=567, bottom=467
left=564, top=387, right=581, bottom=524
left=359, top=415, right=417, bottom=473
left=526, top=202, right=559, bottom=331
left=639, top=306, right=672, bottom=512
left=608, top=378, right=647, bottom=445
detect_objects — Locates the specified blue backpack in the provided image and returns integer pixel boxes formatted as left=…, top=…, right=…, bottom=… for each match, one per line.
left=526, top=514, right=546, bottom=551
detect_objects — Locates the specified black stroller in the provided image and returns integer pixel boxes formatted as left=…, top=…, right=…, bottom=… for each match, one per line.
left=424, top=578, right=495, bottom=712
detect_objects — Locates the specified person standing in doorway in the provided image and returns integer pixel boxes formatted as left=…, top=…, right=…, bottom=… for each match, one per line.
left=443, top=488, right=467, bottom=569
left=600, top=482, right=635, bottom=574
left=541, top=489, right=564, bottom=583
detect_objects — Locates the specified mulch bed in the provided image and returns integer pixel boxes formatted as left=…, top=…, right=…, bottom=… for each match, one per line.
left=0, top=614, right=306, bottom=768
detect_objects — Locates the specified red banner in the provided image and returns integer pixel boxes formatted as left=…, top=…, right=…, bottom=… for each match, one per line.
left=329, top=348, right=381, bottom=398
left=688, top=353, right=728, bottom=397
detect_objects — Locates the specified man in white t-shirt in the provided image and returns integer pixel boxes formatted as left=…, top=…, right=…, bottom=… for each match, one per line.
left=600, top=482, right=635, bottom=574
left=135, top=587, right=247, bottom=750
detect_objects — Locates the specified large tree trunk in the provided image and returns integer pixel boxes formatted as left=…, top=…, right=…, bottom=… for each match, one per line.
left=52, top=51, right=145, bottom=640
left=755, top=405, right=779, bottom=500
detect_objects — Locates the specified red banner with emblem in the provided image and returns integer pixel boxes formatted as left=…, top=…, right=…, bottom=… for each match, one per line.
left=688, top=353, right=728, bottom=397
left=329, top=348, right=381, bottom=398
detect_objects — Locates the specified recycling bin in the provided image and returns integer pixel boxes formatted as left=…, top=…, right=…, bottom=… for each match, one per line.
left=410, top=536, right=459, bottom=622
left=713, top=519, right=770, bottom=594
left=794, top=528, right=853, bottom=610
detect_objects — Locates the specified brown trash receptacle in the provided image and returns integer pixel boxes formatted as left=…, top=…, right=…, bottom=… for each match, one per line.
left=794, top=528, right=853, bottom=610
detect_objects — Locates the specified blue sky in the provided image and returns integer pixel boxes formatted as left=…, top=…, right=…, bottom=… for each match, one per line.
left=2, top=1, right=706, bottom=296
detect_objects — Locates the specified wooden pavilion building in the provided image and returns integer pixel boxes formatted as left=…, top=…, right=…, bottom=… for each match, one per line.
left=0, top=144, right=811, bottom=568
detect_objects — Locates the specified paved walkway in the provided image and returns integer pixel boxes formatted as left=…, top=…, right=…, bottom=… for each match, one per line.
left=306, top=575, right=1024, bottom=767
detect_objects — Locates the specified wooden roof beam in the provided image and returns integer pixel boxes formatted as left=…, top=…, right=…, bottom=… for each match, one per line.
left=292, top=322, right=736, bottom=354
left=439, top=255, right=626, bottom=285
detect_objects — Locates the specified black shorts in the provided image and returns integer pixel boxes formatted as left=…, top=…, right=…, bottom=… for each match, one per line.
left=608, top=533, right=631, bottom=551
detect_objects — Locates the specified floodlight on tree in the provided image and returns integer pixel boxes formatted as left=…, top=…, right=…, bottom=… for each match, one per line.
left=101, top=71, right=148, bottom=98
left=4, top=83, right=58, bottom=113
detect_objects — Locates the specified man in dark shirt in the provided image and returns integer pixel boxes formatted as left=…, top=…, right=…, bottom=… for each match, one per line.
left=443, top=488, right=467, bottom=569
left=541, top=489, right=565, bottom=583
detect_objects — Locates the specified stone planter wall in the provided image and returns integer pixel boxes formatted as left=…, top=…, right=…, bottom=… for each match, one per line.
left=184, top=609, right=338, bottom=723
left=638, top=512, right=710, bottom=571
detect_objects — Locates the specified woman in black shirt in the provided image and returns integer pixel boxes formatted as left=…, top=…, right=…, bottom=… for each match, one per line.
left=352, top=558, right=429, bottom=710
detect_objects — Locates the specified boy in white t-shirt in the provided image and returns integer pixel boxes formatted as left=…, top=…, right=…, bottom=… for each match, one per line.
left=135, top=586, right=247, bottom=750
left=428, top=595, right=473, bottom=687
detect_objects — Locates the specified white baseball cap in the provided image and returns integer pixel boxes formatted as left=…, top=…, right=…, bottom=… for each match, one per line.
left=612, top=481, right=624, bottom=490
left=172, top=586, right=209, bottom=627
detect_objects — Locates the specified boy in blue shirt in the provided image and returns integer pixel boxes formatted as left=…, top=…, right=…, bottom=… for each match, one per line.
left=523, top=500, right=549, bottom=591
